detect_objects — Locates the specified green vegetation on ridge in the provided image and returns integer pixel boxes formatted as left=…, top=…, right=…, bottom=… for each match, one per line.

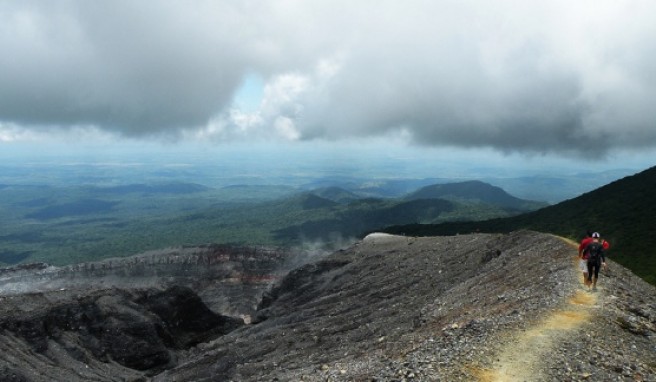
left=383, top=166, right=656, bottom=285
left=0, top=181, right=540, bottom=266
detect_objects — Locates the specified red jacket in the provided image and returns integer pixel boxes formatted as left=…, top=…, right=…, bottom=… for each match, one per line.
left=579, top=237, right=610, bottom=258
left=579, top=237, right=593, bottom=258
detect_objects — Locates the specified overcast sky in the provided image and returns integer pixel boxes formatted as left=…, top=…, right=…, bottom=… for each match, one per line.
left=2, top=1, right=656, bottom=170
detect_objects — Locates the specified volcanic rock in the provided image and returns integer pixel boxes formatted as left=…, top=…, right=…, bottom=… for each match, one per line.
left=1, top=231, right=655, bottom=381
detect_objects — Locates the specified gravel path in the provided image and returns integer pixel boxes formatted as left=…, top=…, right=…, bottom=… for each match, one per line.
left=478, top=245, right=598, bottom=381
left=473, top=237, right=655, bottom=382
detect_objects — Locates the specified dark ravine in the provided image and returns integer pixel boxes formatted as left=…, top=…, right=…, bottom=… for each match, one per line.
left=0, top=231, right=654, bottom=381
left=0, top=244, right=299, bottom=381
left=0, top=286, right=243, bottom=380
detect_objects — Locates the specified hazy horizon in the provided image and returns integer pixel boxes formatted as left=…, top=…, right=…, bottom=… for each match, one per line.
left=2, top=1, right=656, bottom=190
left=1, top=139, right=651, bottom=205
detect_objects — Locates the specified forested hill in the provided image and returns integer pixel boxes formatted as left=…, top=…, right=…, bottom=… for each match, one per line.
left=383, top=166, right=656, bottom=285
left=404, top=180, right=547, bottom=210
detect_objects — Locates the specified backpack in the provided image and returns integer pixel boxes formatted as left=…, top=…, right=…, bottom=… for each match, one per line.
left=585, top=242, right=603, bottom=263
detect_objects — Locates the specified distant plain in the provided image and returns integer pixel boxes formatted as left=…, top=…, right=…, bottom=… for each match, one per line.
left=0, top=152, right=639, bottom=266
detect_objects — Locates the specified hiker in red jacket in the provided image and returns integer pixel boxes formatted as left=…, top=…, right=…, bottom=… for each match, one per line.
left=578, top=231, right=594, bottom=286
left=583, top=232, right=608, bottom=291
left=578, top=231, right=610, bottom=287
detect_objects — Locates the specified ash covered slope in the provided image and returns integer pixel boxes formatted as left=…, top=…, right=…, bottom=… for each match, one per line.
left=1, top=232, right=654, bottom=381
left=0, top=245, right=297, bottom=381
left=155, top=230, right=656, bottom=381
left=0, top=286, right=244, bottom=381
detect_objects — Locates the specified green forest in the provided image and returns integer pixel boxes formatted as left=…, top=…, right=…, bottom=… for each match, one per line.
left=384, top=167, right=656, bottom=285
left=2, top=168, right=654, bottom=287
left=0, top=181, right=540, bottom=266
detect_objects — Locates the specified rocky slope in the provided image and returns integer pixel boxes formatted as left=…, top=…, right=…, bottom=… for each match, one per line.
left=1, top=231, right=655, bottom=381
left=0, top=244, right=296, bottom=317
left=0, top=286, right=243, bottom=381
left=0, top=244, right=298, bottom=381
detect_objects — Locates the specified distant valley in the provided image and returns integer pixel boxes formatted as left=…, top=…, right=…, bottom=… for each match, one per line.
left=0, top=159, right=647, bottom=271
left=0, top=178, right=543, bottom=266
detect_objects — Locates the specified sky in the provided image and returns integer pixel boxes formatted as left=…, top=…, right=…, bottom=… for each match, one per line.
left=2, top=0, right=656, bottom=176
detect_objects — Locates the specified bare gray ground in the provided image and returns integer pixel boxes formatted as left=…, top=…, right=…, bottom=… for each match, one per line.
left=157, top=231, right=656, bottom=381
left=1, top=231, right=654, bottom=381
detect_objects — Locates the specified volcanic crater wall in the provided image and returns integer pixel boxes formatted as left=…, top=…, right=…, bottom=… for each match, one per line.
left=0, top=244, right=295, bottom=316
left=0, top=244, right=300, bottom=381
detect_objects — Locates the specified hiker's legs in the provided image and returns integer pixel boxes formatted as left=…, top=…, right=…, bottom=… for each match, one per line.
left=591, top=261, right=601, bottom=290
left=580, top=259, right=590, bottom=286
left=586, top=261, right=594, bottom=288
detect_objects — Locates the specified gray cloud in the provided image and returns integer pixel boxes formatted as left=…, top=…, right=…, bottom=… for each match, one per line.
left=1, top=1, right=656, bottom=156
left=0, top=1, right=262, bottom=134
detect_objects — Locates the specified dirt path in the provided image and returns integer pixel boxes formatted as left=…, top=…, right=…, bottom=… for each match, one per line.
left=475, top=238, right=598, bottom=381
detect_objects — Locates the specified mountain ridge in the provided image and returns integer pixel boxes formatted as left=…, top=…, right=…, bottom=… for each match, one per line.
left=383, top=165, right=656, bottom=285
left=270, top=180, right=544, bottom=245
left=157, top=231, right=655, bottom=381
left=405, top=180, right=547, bottom=210
left=1, top=179, right=543, bottom=266
left=1, top=230, right=654, bottom=381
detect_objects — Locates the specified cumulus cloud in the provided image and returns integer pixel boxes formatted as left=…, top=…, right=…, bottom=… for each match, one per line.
left=1, top=0, right=656, bottom=156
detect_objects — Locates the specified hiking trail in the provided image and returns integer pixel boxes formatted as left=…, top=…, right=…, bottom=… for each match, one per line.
left=474, top=237, right=599, bottom=381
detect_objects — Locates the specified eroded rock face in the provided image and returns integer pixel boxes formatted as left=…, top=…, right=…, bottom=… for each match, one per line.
left=0, top=244, right=300, bottom=381
left=0, top=245, right=294, bottom=315
left=0, top=286, right=243, bottom=380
